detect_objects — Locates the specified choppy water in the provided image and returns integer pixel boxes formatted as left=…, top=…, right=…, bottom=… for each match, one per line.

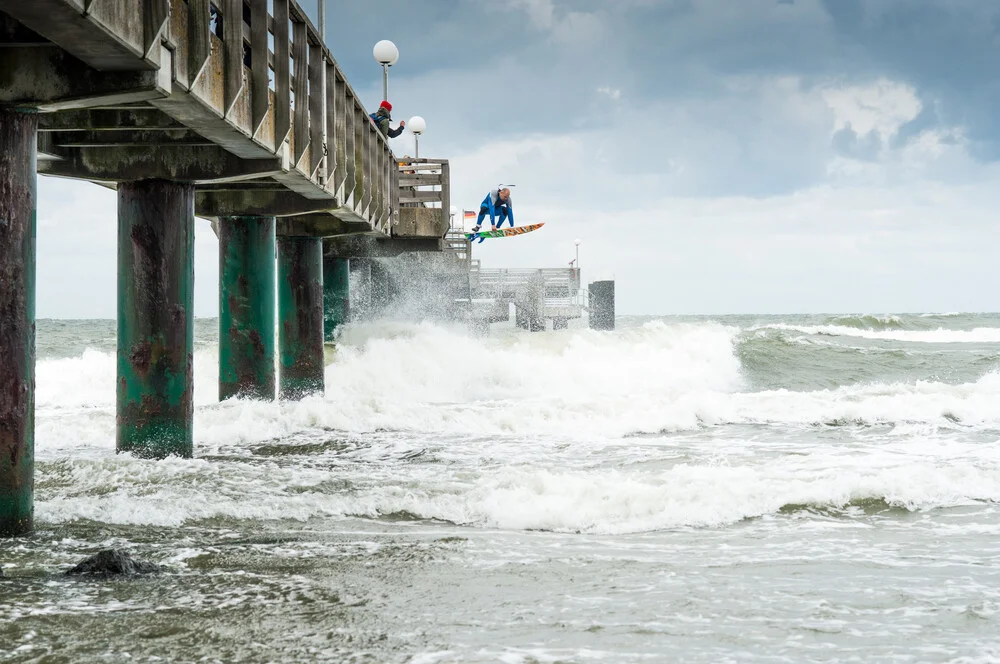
left=4, top=313, right=1000, bottom=662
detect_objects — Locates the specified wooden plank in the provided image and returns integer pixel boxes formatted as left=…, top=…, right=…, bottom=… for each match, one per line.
left=372, top=139, right=382, bottom=227
left=250, top=0, right=269, bottom=138
left=308, top=41, right=324, bottom=177
left=399, top=191, right=445, bottom=204
left=389, top=152, right=399, bottom=228
left=399, top=174, right=444, bottom=186
left=333, top=72, right=348, bottom=196
left=353, top=106, right=365, bottom=213
left=324, top=59, right=337, bottom=187
left=292, top=19, right=308, bottom=167
left=223, top=0, right=244, bottom=117
left=187, top=0, right=211, bottom=87
left=273, top=0, right=291, bottom=149
left=379, top=142, right=388, bottom=227
left=360, top=113, right=372, bottom=213
left=143, top=0, right=169, bottom=59
left=440, top=160, right=451, bottom=231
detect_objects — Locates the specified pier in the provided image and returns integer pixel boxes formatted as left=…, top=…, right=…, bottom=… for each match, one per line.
left=0, top=0, right=614, bottom=538
left=0, top=0, right=447, bottom=536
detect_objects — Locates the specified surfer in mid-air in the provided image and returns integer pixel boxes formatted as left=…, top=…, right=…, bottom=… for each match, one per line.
left=469, top=186, right=514, bottom=242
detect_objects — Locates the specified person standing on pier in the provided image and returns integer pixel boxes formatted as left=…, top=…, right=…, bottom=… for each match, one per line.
left=469, top=187, right=514, bottom=241
left=370, top=101, right=405, bottom=138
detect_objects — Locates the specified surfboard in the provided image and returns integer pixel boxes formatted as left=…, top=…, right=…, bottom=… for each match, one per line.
left=466, top=223, right=544, bottom=242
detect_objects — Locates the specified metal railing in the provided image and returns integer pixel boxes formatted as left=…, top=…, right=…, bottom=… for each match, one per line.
left=474, top=268, right=585, bottom=307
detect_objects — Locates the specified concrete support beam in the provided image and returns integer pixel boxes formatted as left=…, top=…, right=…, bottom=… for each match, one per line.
left=219, top=216, right=276, bottom=401
left=0, top=45, right=169, bottom=110
left=323, top=257, right=349, bottom=342
left=277, top=237, right=325, bottom=400
left=0, top=110, right=37, bottom=537
left=38, top=143, right=284, bottom=183
left=277, top=215, right=373, bottom=238
left=0, top=0, right=153, bottom=70
left=38, top=108, right=186, bottom=132
left=0, top=13, right=46, bottom=46
left=197, top=189, right=338, bottom=218
left=45, top=129, right=213, bottom=148
left=393, top=207, right=449, bottom=239
left=117, top=180, right=194, bottom=459
left=324, top=234, right=442, bottom=258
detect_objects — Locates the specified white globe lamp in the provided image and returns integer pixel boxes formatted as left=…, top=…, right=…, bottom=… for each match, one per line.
left=409, top=115, right=426, bottom=157
left=372, top=40, right=399, bottom=100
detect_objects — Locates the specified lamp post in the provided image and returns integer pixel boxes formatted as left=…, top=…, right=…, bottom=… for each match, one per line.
left=372, top=40, right=399, bottom=101
left=408, top=115, right=426, bottom=158
left=450, top=206, right=458, bottom=230
left=573, top=239, right=582, bottom=289
left=317, top=0, right=325, bottom=39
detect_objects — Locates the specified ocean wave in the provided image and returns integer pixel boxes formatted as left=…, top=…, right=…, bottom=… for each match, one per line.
left=29, top=321, right=1000, bottom=449
left=826, top=314, right=905, bottom=330
left=752, top=323, right=1000, bottom=344
left=34, top=451, right=1000, bottom=533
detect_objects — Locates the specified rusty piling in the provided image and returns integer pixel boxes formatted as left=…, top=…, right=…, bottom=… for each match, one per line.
left=219, top=216, right=275, bottom=401
left=277, top=237, right=324, bottom=399
left=0, top=109, right=37, bottom=537
left=116, top=180, right=195, bottom=458
left=323, top=257, right=349, bottom=342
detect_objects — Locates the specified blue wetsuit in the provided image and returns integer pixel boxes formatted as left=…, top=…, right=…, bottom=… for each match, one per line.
left=476, top=190, right=513, bottom=229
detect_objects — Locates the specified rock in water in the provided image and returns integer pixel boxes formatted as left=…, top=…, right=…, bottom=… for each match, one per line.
left=65, top=549, right=161, bottom=578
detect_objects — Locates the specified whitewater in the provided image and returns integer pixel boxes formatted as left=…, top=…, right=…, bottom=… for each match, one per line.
left=4, top=313, right=1000, bottom=662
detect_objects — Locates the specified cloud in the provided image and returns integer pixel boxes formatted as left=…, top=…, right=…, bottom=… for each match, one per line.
left=36, top=177, right=219, bottom=319
left=821, top=79, right=921, bottom=138
left=596, top=86, right=621, bottom=101
left=30, top=0, right=1000, bottom=316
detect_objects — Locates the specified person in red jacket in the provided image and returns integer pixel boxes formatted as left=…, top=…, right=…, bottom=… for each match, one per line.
left=369, top=101, right=405, bottom=138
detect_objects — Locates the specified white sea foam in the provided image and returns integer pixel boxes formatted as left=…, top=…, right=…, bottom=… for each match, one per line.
left=34, top=442, right=1000, bottom=533
left=32, top=320, right=1000, bottom=455
left=29, top=318, right=1000, bottom=533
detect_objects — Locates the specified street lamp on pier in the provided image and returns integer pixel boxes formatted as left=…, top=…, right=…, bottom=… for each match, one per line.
left=408, top=115, right=426, bottom=158
left=372, top=40, right=399, bottom=101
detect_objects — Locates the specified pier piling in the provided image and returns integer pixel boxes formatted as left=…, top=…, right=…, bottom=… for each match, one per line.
left=219, top=216, right=276, bottom=401
left=588, top=280, right=616, bottom=331
left=0, top=109, right=37, bottom=536
left=323, top=256, right=350, bottom=342
left=116, top=180, right=195, bottom=459
left=277, top=237, right=325, bottom=399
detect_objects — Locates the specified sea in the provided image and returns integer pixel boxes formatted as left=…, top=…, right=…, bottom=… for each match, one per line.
left=3, top=312, right=1000, bottom=663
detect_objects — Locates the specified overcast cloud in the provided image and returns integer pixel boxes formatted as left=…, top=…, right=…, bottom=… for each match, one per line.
left=35, top=0, right=1000, bottom=317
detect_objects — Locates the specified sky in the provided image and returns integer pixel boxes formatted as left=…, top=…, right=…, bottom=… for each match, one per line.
left=35, top=0, right=1000, bottom=317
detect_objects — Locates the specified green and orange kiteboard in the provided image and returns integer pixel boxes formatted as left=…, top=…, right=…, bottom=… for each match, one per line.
left=466, top=223, right=545, bottom=242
